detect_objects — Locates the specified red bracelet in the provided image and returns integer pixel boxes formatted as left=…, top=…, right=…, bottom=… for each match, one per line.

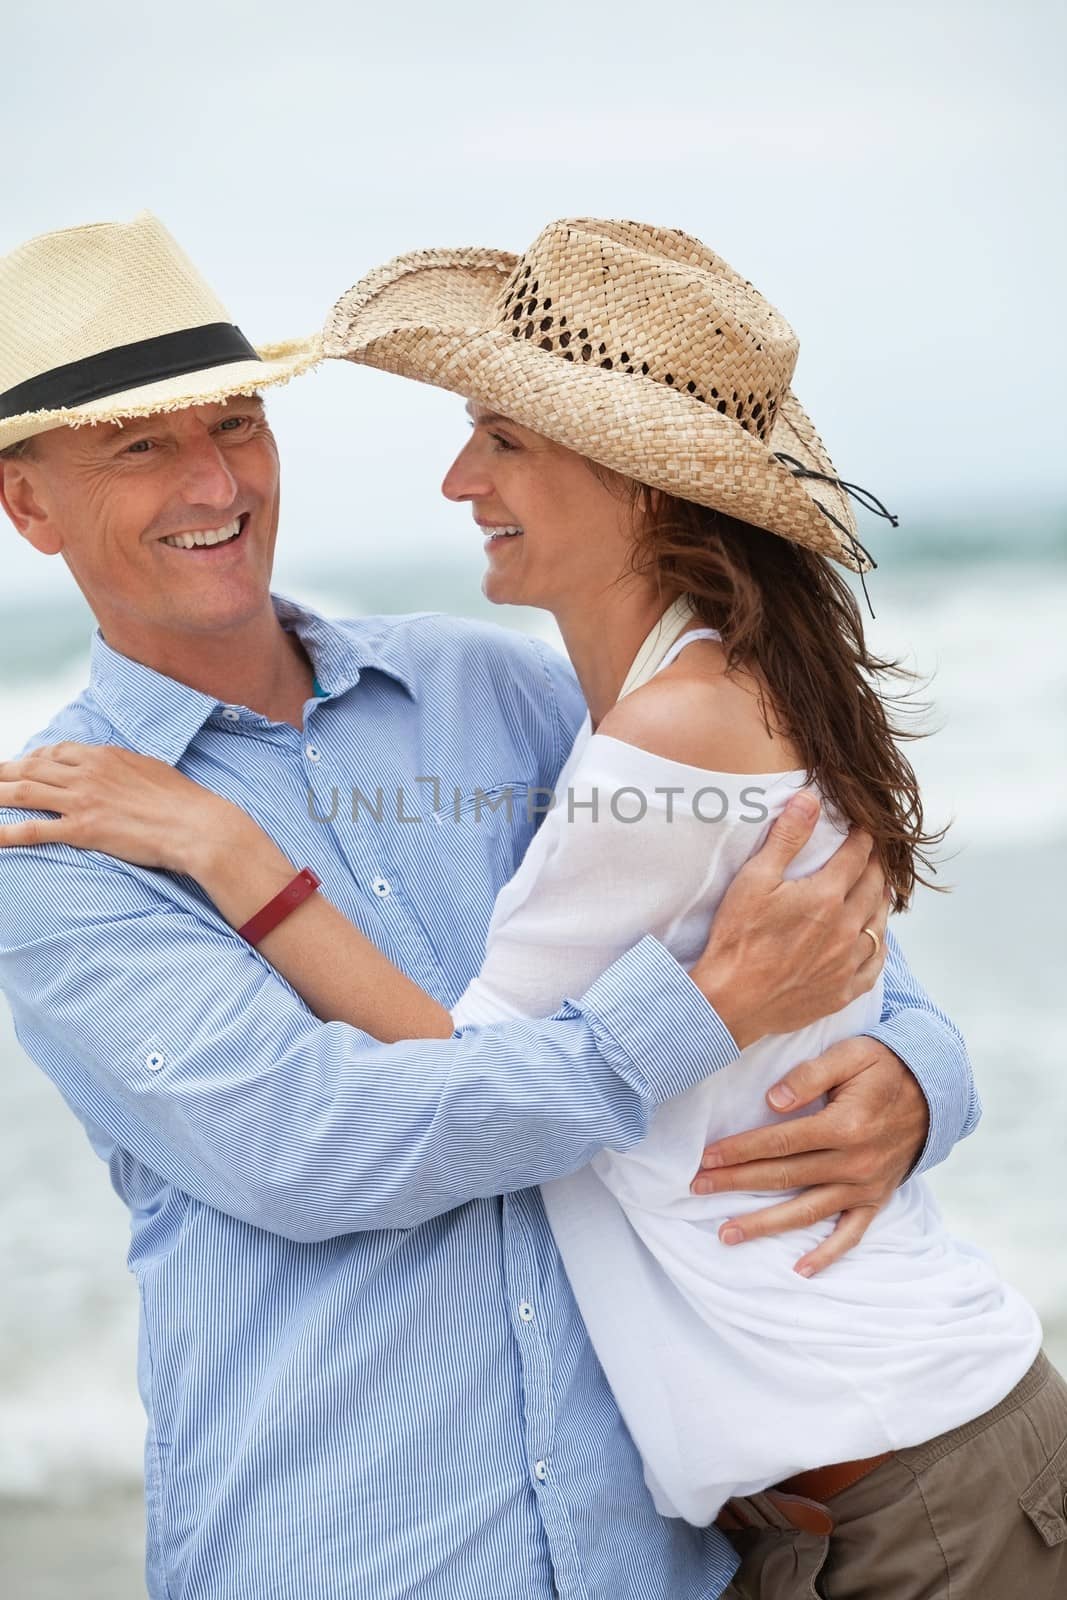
left=237, top=867, right=322, bottom=946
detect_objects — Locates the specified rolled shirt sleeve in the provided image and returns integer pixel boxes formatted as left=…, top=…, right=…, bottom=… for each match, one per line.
left=865, top=926, right=980, bottom=1175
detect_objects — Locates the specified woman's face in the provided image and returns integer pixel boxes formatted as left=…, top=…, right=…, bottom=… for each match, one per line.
left=441, top=402, right=641, bottom=612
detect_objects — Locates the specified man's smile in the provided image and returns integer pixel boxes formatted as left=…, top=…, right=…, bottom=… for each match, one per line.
left=158, top=513, right=249, bottom=554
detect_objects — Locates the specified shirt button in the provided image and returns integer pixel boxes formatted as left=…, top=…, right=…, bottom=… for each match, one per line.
left=518, top=1301, right=535, bottom=1322
left=305, top=743, right=321, bottom=762
left=145, top=1050, right=166, bottom=1072
left=221, top=707, right=240, bottom=723
left=534, top=1460, right=548, bottom=1483
left=372, top=877, right=392, bottom=898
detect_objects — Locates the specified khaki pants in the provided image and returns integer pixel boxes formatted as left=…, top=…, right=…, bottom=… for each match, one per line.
left=722, top=1351, right=1067, bottom=1598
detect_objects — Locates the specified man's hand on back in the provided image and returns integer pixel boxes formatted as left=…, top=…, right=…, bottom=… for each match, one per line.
left=692, top=1037, right=929, bottom=1275
left=686, top=792, right=928, bottom=1274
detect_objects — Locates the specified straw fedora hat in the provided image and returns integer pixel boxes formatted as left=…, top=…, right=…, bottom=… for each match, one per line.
left=0, top=211, right=321, bottom=452
left=325, top=218, right=898, bottom=574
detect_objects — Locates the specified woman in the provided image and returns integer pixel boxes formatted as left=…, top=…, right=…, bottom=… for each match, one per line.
left=2, top=220, right=1064, bottom=1595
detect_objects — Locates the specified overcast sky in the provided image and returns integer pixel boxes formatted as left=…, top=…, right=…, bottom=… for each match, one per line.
left=1, top=0, right=1063, bottom=601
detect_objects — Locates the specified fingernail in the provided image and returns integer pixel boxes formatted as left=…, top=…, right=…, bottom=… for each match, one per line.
left=795, top=1263, right=815, bottom=1278
left=701, top=1151, right=724, bottom=1170
left=719, top=1224, right=743, bottom=1246
left=690, top=1179, right=711, bottom=1195
left=789, top=792, right=818, bottom=821
left=768, top=1084, right=796, bottom=1110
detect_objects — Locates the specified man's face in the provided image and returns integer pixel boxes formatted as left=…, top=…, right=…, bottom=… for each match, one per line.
left=1, top=396, right=281, bottom=644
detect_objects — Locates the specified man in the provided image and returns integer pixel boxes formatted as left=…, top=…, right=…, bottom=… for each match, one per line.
left=0, top=213, right=975, bottom=1600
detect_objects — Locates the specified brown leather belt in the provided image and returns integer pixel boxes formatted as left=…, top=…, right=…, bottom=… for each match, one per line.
left=716, top=1452, right=892, bottom=1538
left=775, top=1451, right=892, bottom=1503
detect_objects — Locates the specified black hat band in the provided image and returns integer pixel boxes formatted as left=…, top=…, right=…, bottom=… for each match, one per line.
left=0, top=322, right=260, bottom=421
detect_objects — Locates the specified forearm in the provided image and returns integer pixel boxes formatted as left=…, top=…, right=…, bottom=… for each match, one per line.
left=188, top=811, right=453, bottom=1042
left=2, top=841, right=737, bottom=1239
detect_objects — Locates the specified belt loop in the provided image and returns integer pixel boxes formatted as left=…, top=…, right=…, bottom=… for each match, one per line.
left=717, top=1491, right=834, bottom=1537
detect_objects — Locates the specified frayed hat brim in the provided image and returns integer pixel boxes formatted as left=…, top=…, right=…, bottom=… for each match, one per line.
left=325, top=245, right=869, bottom=573
left=0, top=334, right=322, bottom=451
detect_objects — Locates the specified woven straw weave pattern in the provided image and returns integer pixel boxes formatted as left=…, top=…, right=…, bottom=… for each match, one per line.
left=496, top=220, right=797, bottom=444
left=0, top=212, right=320, bottom=447
left=326, top=219, right=866, bottom=571
left=0, top=214, right=231, bottom=386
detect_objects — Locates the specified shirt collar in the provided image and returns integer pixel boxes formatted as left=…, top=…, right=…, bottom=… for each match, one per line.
left=86, top=590, right=417, bottom=766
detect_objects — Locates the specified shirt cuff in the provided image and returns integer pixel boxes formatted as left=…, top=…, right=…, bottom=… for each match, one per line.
left=865, top=1010, right=977, bottom=1177
left=573, top=935, right=740, bottom=1104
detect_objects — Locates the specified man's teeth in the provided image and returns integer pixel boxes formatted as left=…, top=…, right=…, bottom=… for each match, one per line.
left=162, top=517, right=242, bottom=550
left=487, top=525, right=524, bottom=539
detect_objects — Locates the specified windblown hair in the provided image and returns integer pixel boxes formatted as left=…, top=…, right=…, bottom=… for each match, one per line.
left=609, top=479, right=946, bottom=912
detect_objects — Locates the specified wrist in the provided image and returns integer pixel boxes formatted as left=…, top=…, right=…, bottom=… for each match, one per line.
left=183, top=804, right=295, bottom=914
left=691, top=955, right=758, bottom=1052
left=178, top=798, right=256, bottom=883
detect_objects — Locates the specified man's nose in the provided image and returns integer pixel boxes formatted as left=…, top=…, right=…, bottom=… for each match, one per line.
left=441, top=438, right=491, bottom=503
left=178, top=437, right=240, bottom=509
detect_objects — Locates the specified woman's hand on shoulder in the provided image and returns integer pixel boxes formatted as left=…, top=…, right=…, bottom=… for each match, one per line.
left=0, top=741, right=255, bottom=875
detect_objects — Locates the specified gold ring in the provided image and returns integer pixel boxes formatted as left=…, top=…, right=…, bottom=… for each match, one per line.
left=862, top=926, right=881, bottom=958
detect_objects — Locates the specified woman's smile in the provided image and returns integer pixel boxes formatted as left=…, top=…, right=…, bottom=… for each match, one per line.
left=477, top=520, right=525, bottom=550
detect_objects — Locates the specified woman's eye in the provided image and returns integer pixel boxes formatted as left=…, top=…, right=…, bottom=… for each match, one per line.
left=489, top=432, right=516, bottom=452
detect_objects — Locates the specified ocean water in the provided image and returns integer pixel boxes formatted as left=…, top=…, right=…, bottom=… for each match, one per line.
left=0, top=535, right=1065, bottom=1595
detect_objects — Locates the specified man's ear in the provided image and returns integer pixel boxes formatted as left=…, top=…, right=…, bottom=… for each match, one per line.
left=0, top=457, right=64, bottom=555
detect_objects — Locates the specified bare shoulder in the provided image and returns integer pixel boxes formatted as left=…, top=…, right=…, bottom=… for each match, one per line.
left=596, top=646, right=802, bottom=774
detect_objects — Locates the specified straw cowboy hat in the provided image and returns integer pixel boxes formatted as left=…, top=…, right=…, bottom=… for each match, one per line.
left=325, top=218, right=898, bottom=574
left=0, top=211, right=320, bottom=452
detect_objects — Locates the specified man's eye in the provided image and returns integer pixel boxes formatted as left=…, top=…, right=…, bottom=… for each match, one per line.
left=490, top=432, right=516, bottom=452
left=217, top=415, right=250, bottom=433
left=125, top=439, right=153, bottom=455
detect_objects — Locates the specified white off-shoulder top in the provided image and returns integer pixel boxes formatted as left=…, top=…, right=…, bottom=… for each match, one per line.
left=451, top=605, right=1039, bottom=1525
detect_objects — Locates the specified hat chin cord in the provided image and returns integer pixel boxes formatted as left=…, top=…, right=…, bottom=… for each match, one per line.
left=773, top=451, right=901, bottom=617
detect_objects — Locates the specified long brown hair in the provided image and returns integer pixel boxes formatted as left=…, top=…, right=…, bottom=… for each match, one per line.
left=610, top=480, right=945, bottom=912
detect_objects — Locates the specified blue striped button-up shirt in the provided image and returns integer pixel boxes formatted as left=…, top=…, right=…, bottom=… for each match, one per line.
left=0, top=594, right=978, bottom=1600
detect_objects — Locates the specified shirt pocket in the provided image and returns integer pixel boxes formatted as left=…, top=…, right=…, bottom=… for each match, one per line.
left=410, top=781, right=534, bottom=970
left=1020, top=1437, right=1067, bottom=1548
left=431, top=781, right=534, bottom=875
left=431, top=780, right=532, bottom=823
